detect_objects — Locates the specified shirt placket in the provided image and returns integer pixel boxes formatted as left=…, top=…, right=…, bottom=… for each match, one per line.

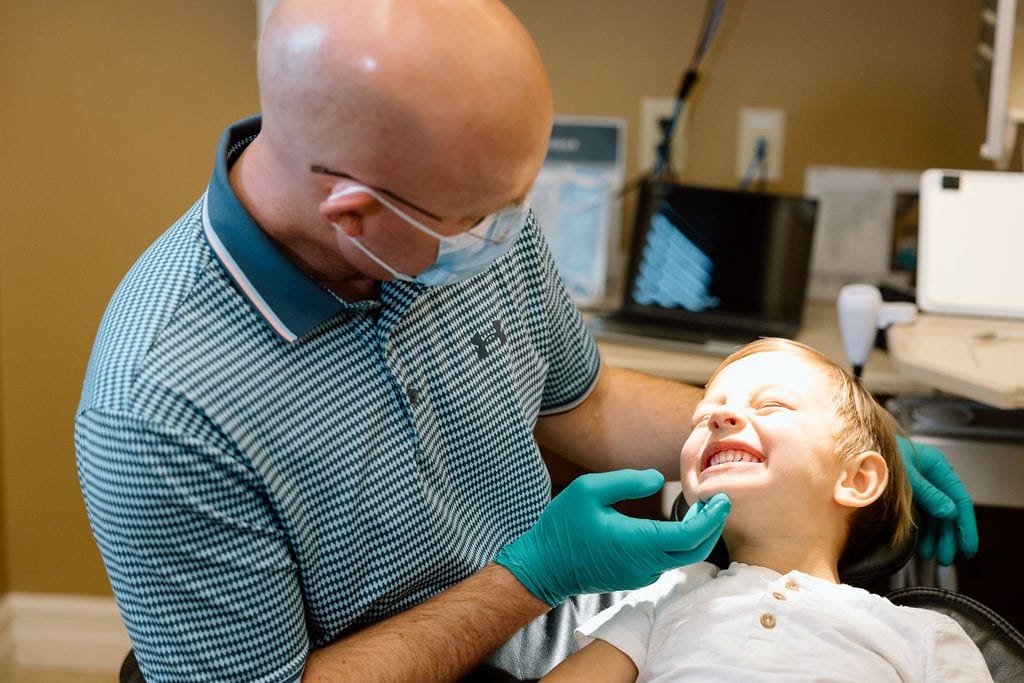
left=377, top=287, right=439, bottom=464
left=744, top=574, right=801, bottom=661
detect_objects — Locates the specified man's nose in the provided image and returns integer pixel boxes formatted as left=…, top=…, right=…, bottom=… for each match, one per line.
left=708, top=406, right=744, bottom=432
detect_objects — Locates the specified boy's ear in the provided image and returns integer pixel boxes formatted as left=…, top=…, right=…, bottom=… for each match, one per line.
left=834, top=450, right=888, bottom=509
left=319, top=188, right=377, bottom=235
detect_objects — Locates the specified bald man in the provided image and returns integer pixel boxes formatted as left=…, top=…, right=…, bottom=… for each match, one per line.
left=76, top=2, right=725, bottom=680
left=76, top=1, right=976, bottom=681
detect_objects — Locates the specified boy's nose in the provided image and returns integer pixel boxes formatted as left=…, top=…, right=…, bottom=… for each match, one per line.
left=708, top=406, right=744, bottom=432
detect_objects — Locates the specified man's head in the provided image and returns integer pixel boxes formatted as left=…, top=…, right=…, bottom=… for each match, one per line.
left=680, top=338, right=913, bottom=564
left=251, top=0, right=553, bottom=285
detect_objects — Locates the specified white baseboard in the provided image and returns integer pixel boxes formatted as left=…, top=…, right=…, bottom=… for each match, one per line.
left=2, top=592, right=129, bottom=673
left=0, top=596, right=14, bottom=675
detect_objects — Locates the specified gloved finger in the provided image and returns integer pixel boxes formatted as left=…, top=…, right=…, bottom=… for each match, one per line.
left=917, top=447, right=973, bottom=507
left=904, top=462, right=957, bottom=520
left=581, top=469, right=665, bottom=506
left=915, top=446, right=978, bottom=556
left=955, top=498, right=979, bottom=558
left=916, top=514, right=938, bottom=561
left=936, top=520, right=957, bottom=567
left=653, top=494, right=731, bottom=552
left=679, top=493, right=728, bottom=524
left=665, top=522, right=725, bottom=566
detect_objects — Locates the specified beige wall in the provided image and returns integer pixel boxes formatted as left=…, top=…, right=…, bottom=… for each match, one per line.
left=0, top=312, right=6, bottom=593
left=0, top=0, right=994, bottom=597
left=0, top=0, right=260, bottom=595
left=505, top=0, right=991, bottom=194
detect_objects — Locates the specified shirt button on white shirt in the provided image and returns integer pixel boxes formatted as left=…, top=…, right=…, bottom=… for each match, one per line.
left=772, top=591, right=787, bottom=601
left=760, top=613, right=777, bottom=629
left=785, top=580, right=800, bottom=591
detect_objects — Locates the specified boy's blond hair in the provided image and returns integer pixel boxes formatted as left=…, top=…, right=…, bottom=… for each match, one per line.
left=708, top=338, right=914, bottom=563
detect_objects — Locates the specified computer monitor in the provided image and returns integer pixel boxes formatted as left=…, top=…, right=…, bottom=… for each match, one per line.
left=609, top=180, right=818, bottom=344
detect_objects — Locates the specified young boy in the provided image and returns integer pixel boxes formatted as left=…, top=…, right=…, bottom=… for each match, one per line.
left=542, top=338, right=990, bottom=682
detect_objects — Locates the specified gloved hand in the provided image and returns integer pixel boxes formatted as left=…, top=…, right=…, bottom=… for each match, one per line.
left=896, top=436, right=979, bottom=565
left=493, top=469, right=730, bottom=607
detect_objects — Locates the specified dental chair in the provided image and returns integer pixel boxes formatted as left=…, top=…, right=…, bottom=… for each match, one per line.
left=118, top=496, right=1024, bottom=683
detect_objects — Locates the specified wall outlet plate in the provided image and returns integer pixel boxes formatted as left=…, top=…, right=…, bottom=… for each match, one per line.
left=639, top=97, right=688, bottom=176
left=736, top=107, right=785, bottom=182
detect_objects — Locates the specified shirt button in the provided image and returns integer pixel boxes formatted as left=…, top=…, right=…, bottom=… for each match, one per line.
left=406, top=386, right=421, bottom=405
left=760, top=613, right=777, bottom=629
left=772, top=591, right=787, bottom=601
left=785, top=580, right=800, bottom=591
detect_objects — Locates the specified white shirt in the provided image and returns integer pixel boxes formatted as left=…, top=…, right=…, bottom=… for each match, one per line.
left=577, top=562, right=991, bottom=682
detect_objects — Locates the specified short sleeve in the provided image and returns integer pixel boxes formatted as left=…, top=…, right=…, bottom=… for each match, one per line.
left=575, top=590, right=657, bottom=672
left=925, top=614, right=993, bottom=682
left=527, top=212, right=601, bottom=414
left=574, top=565, right=716, bottom=672
left=76, top=408, right=308, bottom=683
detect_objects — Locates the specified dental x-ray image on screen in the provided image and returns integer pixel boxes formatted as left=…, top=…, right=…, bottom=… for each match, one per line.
left=633, top=205, right=722, bottom=311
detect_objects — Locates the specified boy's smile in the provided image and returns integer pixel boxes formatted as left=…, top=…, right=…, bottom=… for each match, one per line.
left=699, top=438, right=766, bottom=477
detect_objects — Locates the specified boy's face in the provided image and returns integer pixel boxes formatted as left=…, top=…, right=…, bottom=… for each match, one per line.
left=680, top=351, right=844, bottom=536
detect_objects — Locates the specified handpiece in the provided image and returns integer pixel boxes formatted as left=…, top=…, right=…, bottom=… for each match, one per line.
left=837, top=284, right=917, bottom=379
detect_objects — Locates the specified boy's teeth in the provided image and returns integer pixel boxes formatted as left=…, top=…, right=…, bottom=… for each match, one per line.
left=708, top=449, right=762, bottom=467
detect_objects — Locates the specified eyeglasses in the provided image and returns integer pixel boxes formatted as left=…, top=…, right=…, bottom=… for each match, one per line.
left=311, top=165, right=443, bottom=222
left=312, top=164, right=531, bottom=245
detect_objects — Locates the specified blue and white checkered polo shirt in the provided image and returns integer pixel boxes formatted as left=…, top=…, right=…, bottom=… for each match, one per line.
left=75, top=117, right=601, bottom=682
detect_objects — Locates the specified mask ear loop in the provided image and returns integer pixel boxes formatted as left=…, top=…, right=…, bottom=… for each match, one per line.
left=333, top=184, right=529, bottom=246
left=326, top=185, right=426, bottom=282
left=330, top=221, right=415, bottom=283
left=329, top=185, right=450, bottom=242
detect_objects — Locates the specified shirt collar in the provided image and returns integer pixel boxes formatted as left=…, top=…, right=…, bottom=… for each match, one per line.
left=202, top=115, right=371, bottom=343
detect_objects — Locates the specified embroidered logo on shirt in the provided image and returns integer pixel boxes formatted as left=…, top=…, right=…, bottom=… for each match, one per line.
left=471, top=320, right=507, bottom=359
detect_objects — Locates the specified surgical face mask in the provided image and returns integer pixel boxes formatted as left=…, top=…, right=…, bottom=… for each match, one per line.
left=329, top=185, right=530, bottom=287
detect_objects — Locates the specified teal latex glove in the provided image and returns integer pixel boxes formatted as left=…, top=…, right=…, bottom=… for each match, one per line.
left=897, top=436, right=979, bottom=565
left=493, top=469, right=731, bottom=607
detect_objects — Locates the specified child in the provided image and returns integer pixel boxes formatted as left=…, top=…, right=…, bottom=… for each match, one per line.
left=542, top=338, right=990, bottom=682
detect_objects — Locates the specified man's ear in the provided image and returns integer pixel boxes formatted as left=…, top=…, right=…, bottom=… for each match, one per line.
left=319, top=188, right=377, bottom=236
left=834, top=450, right=888, bottom=509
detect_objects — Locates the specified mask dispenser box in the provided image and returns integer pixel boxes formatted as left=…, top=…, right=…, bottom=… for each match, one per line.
left=529, top=116, right=626, bottom=311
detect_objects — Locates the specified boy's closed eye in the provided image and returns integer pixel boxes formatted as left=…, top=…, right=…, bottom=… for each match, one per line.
left=754, top=398, right=793, bottom=412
